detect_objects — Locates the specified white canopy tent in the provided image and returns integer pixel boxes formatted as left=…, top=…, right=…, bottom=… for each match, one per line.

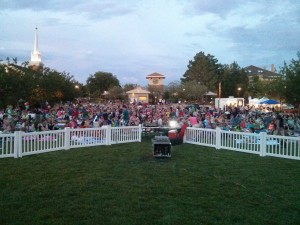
left=248, top=97, right=269, bottom=107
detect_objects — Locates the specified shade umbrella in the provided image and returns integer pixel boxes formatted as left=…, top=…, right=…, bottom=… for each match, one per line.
left=260, top=99, right=279, bottom=104
left=204, top=91, right=217, bottom=96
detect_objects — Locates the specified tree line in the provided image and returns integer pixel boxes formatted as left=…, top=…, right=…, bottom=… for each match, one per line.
left=1, top=51, right=299, bottom=109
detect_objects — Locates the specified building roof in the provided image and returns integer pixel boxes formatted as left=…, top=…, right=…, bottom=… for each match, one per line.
left=146, top=72, right=165, bottom=79
left=204, top=91, right=217, bottom=96
left=244, top=65, right=281, bottom=78
left=126, top=86, right=151, bottom=94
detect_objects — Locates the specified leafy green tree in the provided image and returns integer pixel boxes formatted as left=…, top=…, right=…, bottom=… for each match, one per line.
left=74, top=83, right=85, bottom=98
left=0, top=63, right=28, bottom=108
left=248, top=75, right=260, bottom=98
left=164, top=81, right=182, bottom=102
left=181, top=81, right=208, bottom=102
left=221, top=62, right=249, bottom=98
left=248, top=77, right=274, bottom=99
left=181, top=51, right=223, bottom=91
left=281, top=52, right=300, bottom=107
left=147, top=85, right=163, bottom=103
left=0, top=64, right=9, bottom=108
left=107, top=86, right=125, bottom=100
left=0, top=59, right=79, bottom=108
left=86, top=71, right=120, bottom=97
left=43, top=70, right=77, bottom=104
left=12, top=57, right=18, bottom=64
left=247, top=74, right=286, bottom=102
left=265, top=77, right=286, bottom=103
left=123, top=83, right=138, bottom=93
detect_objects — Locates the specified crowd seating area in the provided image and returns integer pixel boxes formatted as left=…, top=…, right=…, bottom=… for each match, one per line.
left=1, top=101, right=299, bottom=139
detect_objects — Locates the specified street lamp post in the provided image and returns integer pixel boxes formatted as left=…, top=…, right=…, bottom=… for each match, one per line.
left=237, top=87, right=241, bottom=97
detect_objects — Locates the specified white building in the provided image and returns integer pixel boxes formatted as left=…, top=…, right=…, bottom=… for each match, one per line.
left=215, top=96, right=244, bottom=109
left=28, top=27, right=42, bottom=69
left=126, top=86, right=151, bottom=104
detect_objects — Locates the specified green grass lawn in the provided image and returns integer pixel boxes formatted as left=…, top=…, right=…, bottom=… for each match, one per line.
left=1, top=137, right=300, bottom=225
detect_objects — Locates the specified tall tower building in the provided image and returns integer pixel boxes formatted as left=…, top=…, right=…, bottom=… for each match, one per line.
left=146, top=72, right=165, bottom=100
left=29, top=27, right=42, bottom=69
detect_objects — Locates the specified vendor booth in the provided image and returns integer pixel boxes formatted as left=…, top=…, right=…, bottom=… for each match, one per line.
left=215, top=96, right=244, bottom=109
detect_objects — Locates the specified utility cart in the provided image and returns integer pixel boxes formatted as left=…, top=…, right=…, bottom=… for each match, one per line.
left=152, top=136, right=171, bottom=157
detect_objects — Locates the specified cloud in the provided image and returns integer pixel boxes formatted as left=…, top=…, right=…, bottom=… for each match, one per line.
left=1, top=0, right=137, bottom=20
left=222, top=4, right=300, bottom=53
left=184, top=0, right=240, bottom=17
left=1, top=0, right=299, bottom=85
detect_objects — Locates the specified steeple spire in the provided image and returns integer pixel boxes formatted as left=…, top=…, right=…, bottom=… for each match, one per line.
left=29, top=26, right=42, bottom=68
left=33, top=26, right=39, bottom=54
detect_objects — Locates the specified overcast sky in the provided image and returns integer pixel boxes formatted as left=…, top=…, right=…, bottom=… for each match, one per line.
left=1, top=0, right=299, bottom=86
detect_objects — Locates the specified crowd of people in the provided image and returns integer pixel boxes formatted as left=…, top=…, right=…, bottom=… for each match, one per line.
left=0, top=100, right=299, bottom=137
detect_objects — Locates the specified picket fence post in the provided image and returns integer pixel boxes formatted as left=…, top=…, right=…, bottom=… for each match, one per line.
left=259, top=132, right=267, bottom=157
left=14, top=131, right=20, bottom=158
left=107, top=126, right=111, bottom=145
left=138, top=124, right=142, bottom=142
left=64, top=127, right=71, bottom=150
left=215, top=127, right=221, bottom=150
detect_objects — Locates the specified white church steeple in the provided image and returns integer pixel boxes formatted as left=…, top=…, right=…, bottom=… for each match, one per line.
left=29, top=27, right=42, bottom=68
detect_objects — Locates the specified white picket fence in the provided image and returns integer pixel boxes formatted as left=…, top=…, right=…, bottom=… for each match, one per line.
left=184, top=127, right=300, bottom=160
left=1, top=125, right=299, bottom=160
left=0, top=125, right=142, bottom=158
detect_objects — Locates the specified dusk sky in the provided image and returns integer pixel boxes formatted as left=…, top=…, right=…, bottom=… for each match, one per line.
left=1, top=0, right=299, bottom=86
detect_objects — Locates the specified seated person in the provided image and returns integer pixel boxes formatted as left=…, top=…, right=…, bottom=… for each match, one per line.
left=79, top=120, right=88, bottom=128
left=240, top=119, right=246, bottom=129
left=267, top=121, right=275, bottom=134
left=189, top=113, right=199, bottom=128
left=179, top=121, right=188, bottom=140
left=2, top=116, right=14, bottom=133
left=38, top=119, right=49, bottom=131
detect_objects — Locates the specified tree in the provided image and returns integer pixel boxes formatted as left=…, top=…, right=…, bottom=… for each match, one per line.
left=248, top=75, right=262, bottom=98
left=147, top=85, right=163, bottom=103
left=12, top=57, right=18, bottom=64
left=164, top=81, right=182, bottom=102
left=32, top=67, right=78, bottom=106
left=181, top=51, right=223, bottom=91
left=123, top=83, right=138, bottom=93
left=221, top=62, right=249, bottom=98
left=281, top=52, right=300, bottom=107
left=265, top=77, right=286, bottom=103
left=86, top=71, right=120, bottom=97
left=0, top=62, right=27, bottom=108
left=107, top=86, right=125, bottom=100
left=0, top=59, right=79, bottom=108
left=181, top=81, right=208, bottom=103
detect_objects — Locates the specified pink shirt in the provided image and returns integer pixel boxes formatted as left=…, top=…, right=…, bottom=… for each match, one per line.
left=189, top=116, right=198, bottom=126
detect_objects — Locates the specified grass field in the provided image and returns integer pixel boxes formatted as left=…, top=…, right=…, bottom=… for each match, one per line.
left=1, top=137, right=300, bottom=225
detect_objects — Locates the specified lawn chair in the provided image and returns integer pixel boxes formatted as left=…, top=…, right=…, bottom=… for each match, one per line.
left=169, top=123, right=188, bottom=145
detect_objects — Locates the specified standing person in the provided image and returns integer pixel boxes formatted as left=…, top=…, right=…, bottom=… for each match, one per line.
left=274, top=113, right=284, bottom=136
left=122, top=105, right=129, bottom=125
left=102, top=109, right=109, bottom=125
